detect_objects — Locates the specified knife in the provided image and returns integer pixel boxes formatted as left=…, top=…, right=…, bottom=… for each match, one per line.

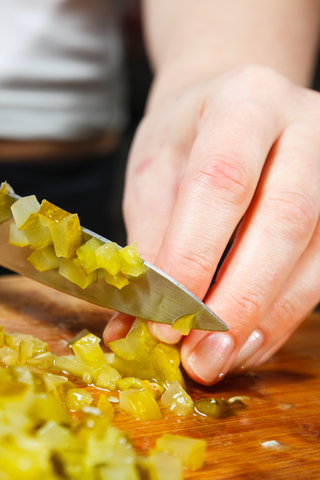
left=0, top=189, right=228, bottom=333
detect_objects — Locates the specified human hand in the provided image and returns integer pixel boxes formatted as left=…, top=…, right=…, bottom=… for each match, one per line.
left=104, top=65, right=320, bottom=385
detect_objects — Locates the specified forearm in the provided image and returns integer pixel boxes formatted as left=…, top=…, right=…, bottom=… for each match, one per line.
left=143, top=0, right=320, bottom=110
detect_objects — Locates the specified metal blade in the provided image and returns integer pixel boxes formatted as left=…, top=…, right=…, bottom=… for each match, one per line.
left=0, top=193, right=228, bottom=332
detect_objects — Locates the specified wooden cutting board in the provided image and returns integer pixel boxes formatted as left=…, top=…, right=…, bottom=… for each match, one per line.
left=0, top=275, right=319, bottom=480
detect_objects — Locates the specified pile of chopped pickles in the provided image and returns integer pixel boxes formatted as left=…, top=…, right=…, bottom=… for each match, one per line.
left=0, top=182, right=146, bottom=290
left=0, top=182, right=247, bottom=479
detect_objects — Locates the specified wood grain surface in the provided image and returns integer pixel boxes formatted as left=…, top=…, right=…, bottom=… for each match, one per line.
left=0, top=275, right=319, bottom=480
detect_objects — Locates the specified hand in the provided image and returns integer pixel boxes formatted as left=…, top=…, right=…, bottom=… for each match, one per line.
left=104, top=64, right=320, bottom=385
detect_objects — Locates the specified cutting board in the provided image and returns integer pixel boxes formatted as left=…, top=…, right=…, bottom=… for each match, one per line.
left=0, top=275, right=319, bottom=480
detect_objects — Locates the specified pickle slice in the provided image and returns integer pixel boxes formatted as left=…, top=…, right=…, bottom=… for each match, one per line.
left=76, top=237, right=104, bottom=274
left=38, top=199, right=71, bottom=226
left=161, top=381, right=193, bottom=416
left=119, top=388, right=162, bottom=421
left=28, top=245, right=61, bottom=272
left=172, top=314, right=195, bottom=335
left=9, top=222, right=29, bottom=247
left=50, top=213, right=82, bottom=258
left=59, top=257, right=97, bottom=289
left=119, top=243, right=146, bottom=277
left=11, top=194, right=40, bottom=230
left=156, top=434, right=207, bottom=471
left=0, top=182, right=15, bottom=224
left=193, top=397, right=231, bottom=418
left=96, top=242, right=121, bottom=275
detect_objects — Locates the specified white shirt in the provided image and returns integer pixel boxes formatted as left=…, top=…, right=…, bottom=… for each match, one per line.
left=0, top=0, right=127, bottom=140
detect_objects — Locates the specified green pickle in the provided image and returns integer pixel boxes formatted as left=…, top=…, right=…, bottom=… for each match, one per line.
left=49, top=213, right=82, bottom=257
left=172, top=314, right=195, bottom=335
left=156, top=434, right=207, bottom=471
left=0, top=181, right=15, bottom=224
left=11, top=194, right=40, bottom=230
left=194, top=397, right=238, bottom=418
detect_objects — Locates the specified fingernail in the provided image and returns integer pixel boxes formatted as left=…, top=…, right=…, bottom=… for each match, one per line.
left=149, top=322, right=182, bottom=344
left=230, top=329, right=264, bottom=372
left=186, top=333, right=234, bottom=384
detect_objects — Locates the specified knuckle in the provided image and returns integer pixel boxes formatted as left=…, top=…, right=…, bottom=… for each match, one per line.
left=191, top=154, right=254, bottom=206
left=263, top=188, right=317, bottom=244
left=169, top=247, right=213, bottom=294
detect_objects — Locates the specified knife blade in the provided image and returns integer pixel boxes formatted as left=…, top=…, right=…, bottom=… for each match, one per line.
left=0, top=190, right=228, bottom=332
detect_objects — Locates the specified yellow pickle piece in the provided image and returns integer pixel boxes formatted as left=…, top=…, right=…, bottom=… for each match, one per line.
left=119, top=388, right=162, bottom=421
left=59, top=257, right=97, bottom=289
left=119, top=242, right=146, bottom=277
left=76, top=236, right=104, bottom=274
left=11, top=194, right=40, bottom=230
left=172, top=314, right=195, bottom=335
left=9, top=222, right=29, bottom=247
left=65, top=388, right=93, bottom=411
left=161, top=381, right=194, bottom=416
left=156, top=434, right=207, bottom=471
left=37, top=199, right=71, bottom=226
left=96, top=241, right=121, bottom=275
left=104, top=269, right=129, bottom=289
left=23, top=216, right=53, bottom=249
left=97, top=394, right=114, bottom=420
left=72, top=333, right=107, bottom=371
left=0, top=181, right=15, bottom=224
left=149, top=450, right=183, bottom=480
left=28, top=245, right=61, bottom=272
left=49, top=213, right=82, bottom=257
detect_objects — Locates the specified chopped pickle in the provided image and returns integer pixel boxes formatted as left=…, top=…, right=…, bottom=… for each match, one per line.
left=54, top=354, right=98, bottom=383
left=76, top=236, right=104, bottom=274
left=28, top=245, right=61, bottom=271
left=119, top=389, right=162, bottom=421
left=104, top=269, right=130, bottom=289
left=59, top=257, right=97, bottom=289
left=152, top=343, right=186, bottom=389
left=0, top=181, right=15, bottom=224
left=96, top=241, right=121, bottom=275
left=72, top=333, right=107, bottom=371
left=67, top=328, right=91, bottom=346
left=98, top=463, right=140, bottom=480
left=27, top=352, right=57, bottom=371
left=19, top=338, right=34, bottom=364
left=194, top=398, right=232, bottom=418
left=118, top=378, right=164, bottom=400
left=23, top=216, right=53, bottom=249
left=32, top=337, right=49, bottom=355
left=161, top=381, right=193, bottom=416
left=119, top=243, right=146, bottom=277
left=49, top=213, right=82, bottom=257
left=156, top=434, right=207, bottom=471
left=95, top=363, right=121, bottom=390
left=97, top=394, right=115, bottom=420
left=172, top=314, right=195, bottom=335
left=11, top=194, right=40, bottom=230
left=149, top=451, right=183, bottom=480
left=66, top=388, right=93, bottom=411
left=38, top=199, right=71, bottom=226
left=9, top=221, right=29, bottom=247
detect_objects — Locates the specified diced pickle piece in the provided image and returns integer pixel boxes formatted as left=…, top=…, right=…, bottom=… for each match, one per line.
left=0, top=182, right=15, bottom=224
left=11, top=194, right=40, bottom=230
left=152, top=344, right=186, bottom=389
left=66, top=388, right=93, bottom=411
left=32, top=337, right=49, bottom=355
left=72, top=333, right=107, bottom=370
left=172, top=314, right=195, bottom=335
left=98, top=464, right=140, bottom=480
left=119, top=243, right=146, bottom=277
left=9, top=222, right=29, bottom=247
left=50, top=213, right=82, bottom=257
left=156, top=434, right=207, bottom=471
left=28, top=394, right=72, bottom=426
left=149, top=451, right=183, bottom=480
left=161, top=381, right=193, bottom=416
left=193, top=398, right=231, bottom=418
left=95, top=242, right=121, bottom=275
left=19, top=338, right=34, bottom=364
left=97, top=394, right=114, bottom=421
left=76, top=237, right=104, bottom=274
left=119, top=389, right=162, bottom=421
left=67, top=329, right=91, bottom=347
left=28, top=245, right=61, bottom=272
left=104, top=269, right=129, bottom=289
left=54, top=355, right=98, bottom=383
left=27, top=352, right=57, bottom=371
left=118, top=378, right=163, bottom=399
left=95, top=364, right=121, bottom=390
left=37, top=420, right=83, bottom=451
left=23, top=217, right=53, bottom=249
left=59, top=257, right=97, bottom=289
left=38, top=199, right=71, bottom=226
